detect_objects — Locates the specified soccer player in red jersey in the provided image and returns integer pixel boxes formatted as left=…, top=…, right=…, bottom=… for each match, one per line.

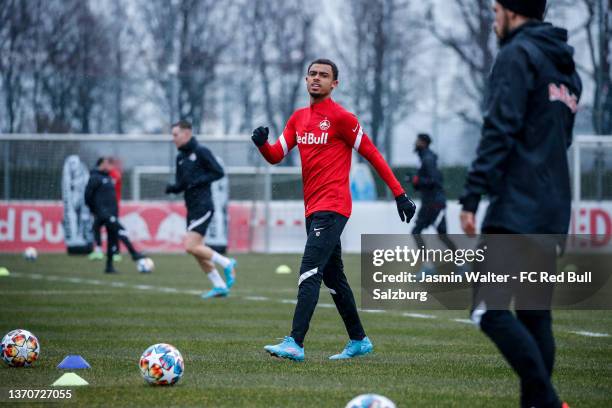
left=252, top=58, right=416, bottom=361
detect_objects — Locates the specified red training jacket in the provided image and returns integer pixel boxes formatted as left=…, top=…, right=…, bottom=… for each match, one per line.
left=258, top=98, right=404, bottom=218
left=109, top=168, right=122, bottom=206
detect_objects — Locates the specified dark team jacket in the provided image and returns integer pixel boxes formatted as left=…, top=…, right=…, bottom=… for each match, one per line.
left=168, top=137, right=224, bottom=211
left=84, top=169, right=118, bottom=220
left=412, top=147, right=446, bottom=206
left=460, top=22, right=582, bottom=234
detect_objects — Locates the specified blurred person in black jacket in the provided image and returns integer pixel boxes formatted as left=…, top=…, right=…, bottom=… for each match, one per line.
left=460, top=1, right=581, bottom=407
left=408, top=133, right=457, bottom=275
left=85, top=157, right=142, bottom=273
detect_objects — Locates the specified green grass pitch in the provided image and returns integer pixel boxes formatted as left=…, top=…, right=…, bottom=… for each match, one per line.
left=0, top=253, right=610, bottom=407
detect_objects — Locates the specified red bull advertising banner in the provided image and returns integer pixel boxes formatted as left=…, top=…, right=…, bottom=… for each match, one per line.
left=0, top=201, right=251, bottom=253
left=1, top=201, right=612, bottom=253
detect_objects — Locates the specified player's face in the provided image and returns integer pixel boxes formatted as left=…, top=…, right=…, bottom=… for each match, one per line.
left=99, top=159, right=111, bottom=171
left=414, top=139, right=425, bottom=152
left=493, top=2, right=511, bottom=40
left=172, top=126, right=191, bottom=148
left=306, top=64, right=338, bottom=99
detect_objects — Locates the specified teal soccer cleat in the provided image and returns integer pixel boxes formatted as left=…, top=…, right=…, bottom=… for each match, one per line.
left=201, top=287, right=229, bottom=299
left=264, top=336, right=304, bottom=362
left=224, top=258, right=237, bottom=288
left=329, top=336, right=373, bottom=360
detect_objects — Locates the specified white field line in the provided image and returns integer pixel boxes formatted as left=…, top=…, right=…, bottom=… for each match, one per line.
left=403, top=313, right=437, bottom=319
left=318, top=303, right=335, bottom=308
left=569, top=330, right=610, bottom=338
left=0, top=290, right=117, bottom=295
left=7, top=272, right=611, bottom=338
left=453, top=318, right=476, bottom=325
left=244, top=296, right=270, bottom=301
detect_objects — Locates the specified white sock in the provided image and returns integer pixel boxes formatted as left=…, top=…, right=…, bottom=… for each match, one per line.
left=211, top=251, right=231, bottom=268
left=207, top=269, right=227, bottom=289
left=94, top=246, right=103, bottom=253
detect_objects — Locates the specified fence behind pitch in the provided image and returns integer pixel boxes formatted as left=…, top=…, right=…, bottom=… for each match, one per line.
left=0, top=134, right=305, bottom=252
left=2, top=134, right=612, bottom=252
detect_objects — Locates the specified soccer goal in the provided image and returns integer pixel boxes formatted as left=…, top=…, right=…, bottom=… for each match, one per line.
left=131, top=164, right=304, bottom=252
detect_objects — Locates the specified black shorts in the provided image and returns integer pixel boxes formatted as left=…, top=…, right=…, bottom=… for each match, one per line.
left=186, top=208, right=214, bottom=237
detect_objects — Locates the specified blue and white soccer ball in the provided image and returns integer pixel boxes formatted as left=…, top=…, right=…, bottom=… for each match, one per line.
left=23, top=247, right=38, bottom=261
left=139, top=343, right=184, bottom=385
left=345, top=394, right=396, bottom=408
left=136, top=257, right=154, bottom=273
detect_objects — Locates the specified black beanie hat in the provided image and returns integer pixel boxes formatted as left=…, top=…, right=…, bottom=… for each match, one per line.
left=497, top=0, right=546, bottom=20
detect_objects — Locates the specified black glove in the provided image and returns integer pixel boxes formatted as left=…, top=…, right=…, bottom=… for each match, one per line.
left=252, top=126, right=269, bottom=147
left=395, top=193, right=416, bottom=223
left=165, top=183, right=178, bottom=194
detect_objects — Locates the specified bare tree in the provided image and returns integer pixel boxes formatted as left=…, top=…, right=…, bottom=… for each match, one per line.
left=33, top=0, right=112, bottom=133
left=107, top=0, right=128, bottom=133
left=0, top=0, right=32, bottom=132
left=249, top=0, right=314, bottom=140
left=337, top=0, right=420, bottom=159
left=581, top=0, right=612, bottom=134
left=226, top=3, right=259, bottom=134
left=425, top=0, right=495, bottom=127
left=141, top=0, right=238, bottom=132
left=0, top=0, right=113, bottom=133
left=139, top=0, right=181, bottom=126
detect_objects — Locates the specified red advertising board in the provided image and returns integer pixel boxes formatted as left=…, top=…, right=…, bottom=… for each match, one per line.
left=1, top=201, right=612, bottom=253
left=0, top=201, right=251, bottom=253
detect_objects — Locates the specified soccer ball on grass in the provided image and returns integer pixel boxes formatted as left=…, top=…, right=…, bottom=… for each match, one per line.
left=139, top=343, right=184, bottom=385
left=23, top=247, right=38, bottom=261
left=1, top=329, right=40, bottom=367
left=345, top=394, right=396, bottom=408
left=136, top=257, right=155, bottom=273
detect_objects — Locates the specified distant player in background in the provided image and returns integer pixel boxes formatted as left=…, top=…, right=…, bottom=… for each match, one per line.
left=165, top=120, right=237, bottom=299
left=85, top=157, right=143, bottom=273
left=460, top=1, right=581, bottom=407
left=252, top=58, right=416, bottom=361
left=89, top=156, right=127, bottom=261
left=407, top=133, right=457, bottom=275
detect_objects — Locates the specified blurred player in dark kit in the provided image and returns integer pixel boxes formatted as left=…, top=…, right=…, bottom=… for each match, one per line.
left=85, top=157, right=143, bottom=273
left=408, top=133, right=457, bottom=275
left=165, top=120, right=237, bottom=299
left=460, top=1, right=581, bottom=407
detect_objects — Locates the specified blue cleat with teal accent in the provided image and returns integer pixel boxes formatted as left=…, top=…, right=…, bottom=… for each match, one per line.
left=264, top=336, right=304, bottom=362
left=224, top=258, right=237, bottom=288
left=329, top=336, right=373, bottom=360
left=201, top=287, right=229, bottom=299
